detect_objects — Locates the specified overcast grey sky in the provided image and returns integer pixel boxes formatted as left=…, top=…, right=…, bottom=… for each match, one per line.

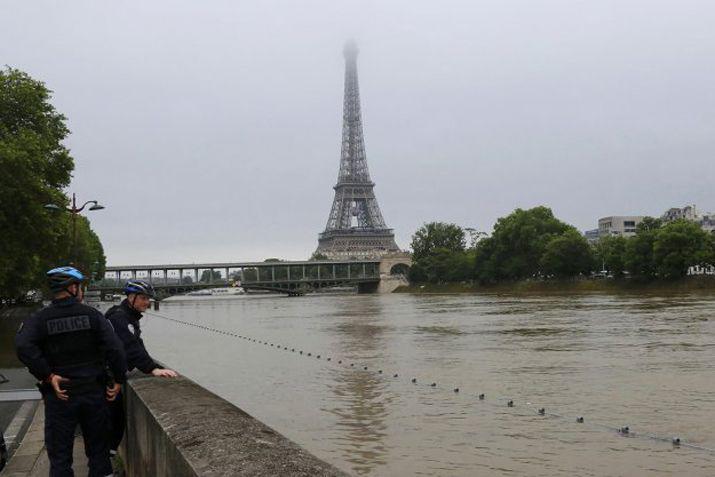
left=3, top=1, right=714, bottom=265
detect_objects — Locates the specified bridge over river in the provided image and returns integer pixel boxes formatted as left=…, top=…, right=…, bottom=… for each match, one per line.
left=93, top=256, right=411, bottom=297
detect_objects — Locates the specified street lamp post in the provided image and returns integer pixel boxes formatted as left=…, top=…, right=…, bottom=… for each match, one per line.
left=45, top=192, right=105, bottom=264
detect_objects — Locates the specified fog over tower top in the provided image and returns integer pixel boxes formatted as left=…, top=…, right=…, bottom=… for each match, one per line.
left=343, top=40, right=359, bottom=61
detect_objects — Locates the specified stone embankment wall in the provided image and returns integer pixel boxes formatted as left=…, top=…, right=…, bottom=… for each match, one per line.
left=123, top=374, right=348, bottom=476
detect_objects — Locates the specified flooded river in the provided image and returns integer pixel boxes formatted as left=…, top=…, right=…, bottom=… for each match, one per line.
left=145, top=295, right=715, bottom=476
left=5, top=292, right=714, bottom=475
left=142, top=292, right=715, bottom=476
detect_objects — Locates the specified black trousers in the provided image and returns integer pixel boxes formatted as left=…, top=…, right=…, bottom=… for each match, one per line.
left=44, top=388, right=113, bottom=477
left=108, top=390, right=125, bottom=452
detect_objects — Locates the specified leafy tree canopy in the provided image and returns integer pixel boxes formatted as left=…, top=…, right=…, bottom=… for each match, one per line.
left=0, top=68, right=74, bottom=298
left=410, top=222, right=465, bottom=261
left=0, top=67, right=106, bottom=298
left=540, top=230, right=594, bottom=278
left=594, top=235, right=628, bottom=275
left=474, top=206, right=573, bottom=282
left=653, top=220, right=714, bottom=279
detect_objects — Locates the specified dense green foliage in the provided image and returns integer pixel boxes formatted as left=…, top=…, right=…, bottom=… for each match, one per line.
left=540, top=230, right=595, bottom=278
left=0, top=67, right=105, bottom=299
left=410, top=222, right=466, bottom=261
left=200, top=270, right=224, bottom=282
left=594, top=235, right=628, bottom=276
left=409, top=222, right=473, bottom=283
left=473, top=207, right=580, bottom=282
left=409, top=209, right=715, bottom=285
left=641, top=220, right=713, bottom=279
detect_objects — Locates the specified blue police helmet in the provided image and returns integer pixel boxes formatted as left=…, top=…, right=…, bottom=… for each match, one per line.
left=123, top=280, right=156, bottom=298
left=47, top=266, right=85, bottom=292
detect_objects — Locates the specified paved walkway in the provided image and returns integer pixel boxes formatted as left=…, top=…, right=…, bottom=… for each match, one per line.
left=2, top=402, right=88, bottom=477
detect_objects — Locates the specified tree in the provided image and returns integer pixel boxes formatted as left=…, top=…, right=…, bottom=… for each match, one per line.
left=594, top=235, right=628, bottom=275
left=310, top=252, right=328, bottom=261
left=410, top=222, right=465, bottom=261
left=653, top=220, right=714, bottom=279
left=625, top=227, right=659, bottom=279
left=0, top=67, right=75, bottom=298
left=637, top=216, right=663, bottom=232
left=67, top=215, right=106, bottom=282
left=474, top=207, right=573, bottom=282
left=200, top=270, right=223, bottom=283
left=540, top=230, right=595, bottom=278
left=464, top=228, right=487, bottom=249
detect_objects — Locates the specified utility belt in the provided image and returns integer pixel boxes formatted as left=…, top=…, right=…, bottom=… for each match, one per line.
left=37, top=375, right=108, bottom=396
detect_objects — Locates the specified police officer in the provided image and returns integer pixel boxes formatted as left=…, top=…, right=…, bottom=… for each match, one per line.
left=15, top=266, right=127, bottom=477
left=105, top=280, right=177, bottom=453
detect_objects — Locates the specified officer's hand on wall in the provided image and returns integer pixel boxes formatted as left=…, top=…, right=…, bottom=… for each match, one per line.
left=49, top=374, right=69, bottom=401
left=106, top=382, right=121, bottom=401
left=151, top=368, right=178, bottom=378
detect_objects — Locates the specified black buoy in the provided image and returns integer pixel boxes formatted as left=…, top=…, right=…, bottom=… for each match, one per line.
left=393, top=374, right=398, bottom=378
left=350, top=363, right=354, bottom=367
left=619, top=426, right=630, bottom=435
left=300, top=351, right=303, bottom=354
left=363, top=366, right=368, bottom=370
left=478, top=393, right=485, bottom=400
left=430, top=382, right=436, bottom=387
left=327, top=358, right=331, bottom=361
left=507, top=400, right=514, bottom=407
left=412, top=378, right=417, bottom=383
left=538, top=408, right=545, bottom=415
left=338, top=360, right=342, bottom=364
left=672, top=437, right=681, bottom=446
left=316, top=355, right=320, bottom=359
left=576, top=416, right=584, bottom=423
left=307, top=353, right=312, bottom=357
left=454, top=388, right=459, bottom=393
left=378, top=370, right=383, bottom=374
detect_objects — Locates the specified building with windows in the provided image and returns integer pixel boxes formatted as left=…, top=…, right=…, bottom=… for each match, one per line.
left=661, top=204, right=698, bottom=222
left=661, top=205, right=715, bottom=235
left=701, top=213, right=715, bottom=234
left=598, top=216, right=644, bottom=238
left=584, top=229, right=600, bottom=243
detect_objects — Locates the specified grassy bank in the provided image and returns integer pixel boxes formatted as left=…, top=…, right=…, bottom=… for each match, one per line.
left=394, top=276, right=715, bottom=295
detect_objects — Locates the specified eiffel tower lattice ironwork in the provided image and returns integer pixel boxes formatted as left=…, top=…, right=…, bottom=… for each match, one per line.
left=316, top=41, right=400, bottom=259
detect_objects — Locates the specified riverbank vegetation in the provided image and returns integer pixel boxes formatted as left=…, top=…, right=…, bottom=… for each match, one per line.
left=0, top=67, right=105, bottom=301
left=408, top=207, right=715, bottom=286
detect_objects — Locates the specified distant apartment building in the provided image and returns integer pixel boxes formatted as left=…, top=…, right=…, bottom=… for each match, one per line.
left=661, top=204, right=698, bottom=222
left=584, top=229, right=600, bottom=243
left=661, top=204, right=715, bottom=235
left=701, top=213, right=715, bottom=234
left=598, top=216, right=644, bottom=238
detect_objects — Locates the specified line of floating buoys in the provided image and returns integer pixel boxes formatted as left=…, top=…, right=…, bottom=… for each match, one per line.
left=147, top=310, right=715, bottom=455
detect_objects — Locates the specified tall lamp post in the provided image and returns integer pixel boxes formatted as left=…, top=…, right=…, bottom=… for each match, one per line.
left=45, top=193, right=105, bottom=264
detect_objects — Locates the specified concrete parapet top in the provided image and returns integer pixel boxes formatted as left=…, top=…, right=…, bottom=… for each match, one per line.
left=125, top=374, right=349, bottom=476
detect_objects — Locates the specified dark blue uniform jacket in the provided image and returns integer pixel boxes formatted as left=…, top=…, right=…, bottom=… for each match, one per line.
left=15, top=297, right=127, bottom=384
left=105, top=299, right=160, bottom=374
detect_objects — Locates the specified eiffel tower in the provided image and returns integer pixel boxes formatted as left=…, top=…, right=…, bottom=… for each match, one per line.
left=316, top=41, right=400, bottom=259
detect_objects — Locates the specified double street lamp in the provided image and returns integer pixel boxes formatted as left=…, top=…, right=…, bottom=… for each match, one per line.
left=44, top=193, right=105, bottom=264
